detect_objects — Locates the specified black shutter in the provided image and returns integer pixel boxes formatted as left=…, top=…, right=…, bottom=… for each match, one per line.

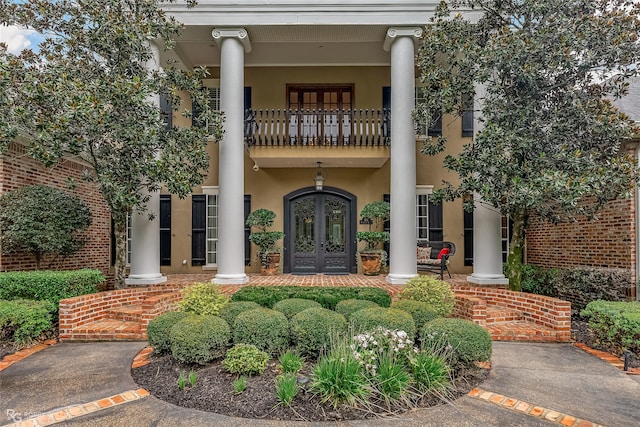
left=160, top=91, right=172, bottom=130
left=383, top=193, right=390, bottom=255
left=192, top=195, right=206, bottom=266
left=160, top=195, right=171, bottom=266
left=382, top=87, right=391, bottom=139
left=463, top=209, right=474, bottom=266
left=244, top=194, right=251, bottom=266
left=428, top=198, right=443, bottom=241
left=110, top=218, right=116, bottom=266
left=462, top=94, right=474, bottom=137
left=427, top=112, right=442, bottom=137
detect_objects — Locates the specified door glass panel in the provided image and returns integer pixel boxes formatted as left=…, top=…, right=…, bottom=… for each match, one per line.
left=324, top=197, right=346, bottom=253
left=294, top=198, right=316, bottom=253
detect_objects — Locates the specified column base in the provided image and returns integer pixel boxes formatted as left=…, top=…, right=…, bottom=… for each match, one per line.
left=386, top=273, right=418, bottom=285
left=467, top=274, right=510, bottom=286
left=213, top=274, right=249, bottom=285
left=125, top=274, right=167, bottom=286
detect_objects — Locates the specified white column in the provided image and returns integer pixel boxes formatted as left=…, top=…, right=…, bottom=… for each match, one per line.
left=384, top=28, right=422, bottom=285
left=126, top=41, right=167, bottom=286
left=467, top=84, right=509, bottom=285
left=212, top=29, right=251, bottom=285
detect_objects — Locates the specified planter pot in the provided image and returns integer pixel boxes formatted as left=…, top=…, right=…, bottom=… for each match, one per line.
left=360, top=252, right=383, bottom=276
left=260, top=252, right=281, bottom=276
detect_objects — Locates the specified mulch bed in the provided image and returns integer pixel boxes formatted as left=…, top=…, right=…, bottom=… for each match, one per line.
left=131, top=354, right=489, bottom=421
left=571, top=315, right=639, bottom=369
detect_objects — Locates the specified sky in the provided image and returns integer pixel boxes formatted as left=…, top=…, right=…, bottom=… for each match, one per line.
left=0, top=25, right=42, bottom=54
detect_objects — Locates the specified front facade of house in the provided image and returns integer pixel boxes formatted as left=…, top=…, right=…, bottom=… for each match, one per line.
left=122, top=0, right=510, bottom=285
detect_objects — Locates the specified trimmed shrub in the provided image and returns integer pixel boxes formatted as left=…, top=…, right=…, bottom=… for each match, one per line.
left=520, top=264, right=556, bottom=296
left=223, top=343, right=270, bottom=376
left=178, top=282, right=229, bottom=316
left=0, top=299, right=55, bottom=347
left=391, top=300, right=440, bottom=329
left=290, top=308, right=347, bottom=357
left=581, top=300, right=640, bottom=356
left=0, top=269, right=103, bottom=308
left=233, top=308, right=289, bottom=355
left=169, top=315, right=230, bottom=364
left=349, top=307, right=416, bottom=339
left=146, top=311, right=193, bottom=353
left=218, top=301, right=261, bottom=327
left=334, top=299, right=380, bottom=320
left=273, top=298, right=322, bottom=319
left=421, top=318, right=492, bottom=368
left=396, top=276, right=455, bottom=317
left=550, top=267, right=632, bottom=312
left=230, top=285, right=391, bottom=309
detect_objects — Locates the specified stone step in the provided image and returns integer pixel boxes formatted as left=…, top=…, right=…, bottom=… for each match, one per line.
left=108, top=304, right=143, bottom=322
left=69, top=320, right=144, bottom=341
left=485, top=304, right=525, bottom=324
left=485, top=320, right=564, bottom=342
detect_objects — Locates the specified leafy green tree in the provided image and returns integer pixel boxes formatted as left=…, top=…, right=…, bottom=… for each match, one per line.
left=0, top=185, right=92, bottom=269
left=417, top=0, right=640, bottom=290
left=0, top=0, right=222, bottom=287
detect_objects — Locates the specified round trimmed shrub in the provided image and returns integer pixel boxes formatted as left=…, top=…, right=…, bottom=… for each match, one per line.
left=169, top=315, right=230, bottom=364
left=391, top=300, right=439, bottom=330
left=146, top=311, right=193, bottom=353
left=397, top=276, right=456, bottom=317
left=273, top=298, right=322, bottom=319
left=421, top=318, right=492, bottom=367
left=290, top=307, right=347, bottom=357
left=349, top=307, right=416, bottom=339
left=178, top=282, right=229, bottom=316
left=223, top=343, right=270, bottom=376
left=218, top=301, right=262, bottom=328
left=233, top=308, right=289, bottom=355
left=335, top=299, right=380, bottom=320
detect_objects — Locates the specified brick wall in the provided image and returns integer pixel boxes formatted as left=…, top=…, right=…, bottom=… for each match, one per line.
left=0, top=142, right=111, bottom=276
left=525, top=197, right=635, bottom=284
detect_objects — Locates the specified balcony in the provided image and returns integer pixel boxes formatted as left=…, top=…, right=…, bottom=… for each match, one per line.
left=244, top=109, right=390, bottom=147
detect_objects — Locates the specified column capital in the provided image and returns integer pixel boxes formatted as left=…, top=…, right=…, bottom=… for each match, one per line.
left=212, top=28, right=252, bottom=53
left=383, top=27, right=423, bottom=52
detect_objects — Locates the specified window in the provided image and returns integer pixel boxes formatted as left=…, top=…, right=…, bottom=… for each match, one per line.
left=501, top=216, right=512, bottom=263
left=160, top=90, right=172, bottom=130
left=192, top=79, right=221, bottom=135
left=415, top=87, right=442, bottom=137
left=461, top=94, right=474, bottom=137
left=205, top=189, right=219, bottom=266
left=160, top=195, right=171, bottom=266
left=416, top=186, right=443, bottom=241
left=463, top=209, right=474, bottom=266
left=192, top=190, right=218, bottom=267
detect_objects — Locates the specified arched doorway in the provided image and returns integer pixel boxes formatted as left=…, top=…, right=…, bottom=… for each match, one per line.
left=283, top=187, right=357, bottom=274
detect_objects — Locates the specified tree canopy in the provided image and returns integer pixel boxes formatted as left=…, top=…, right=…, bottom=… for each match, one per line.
left=0, top=185, right=92, bottom=269
left=0, top=0, right=222, bottom=287
left=417, top=0, right=640, bottom=290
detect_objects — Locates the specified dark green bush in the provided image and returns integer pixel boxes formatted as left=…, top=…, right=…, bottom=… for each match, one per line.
left=233, top=308, right=289, bottom=355
left=334, top=299, right=380, bottom=319
left=230, top=285, right=391, bottom=309
left=218, top=301, right=261, bottom=327
left=349, top=307, right=416, bottom=339
left=520, top=264, right=556, bottom=296
left=0, top=299, right=55, bottom=347
left=581, top=300, right=640, bottom=356
left=146, top=311, right=193, bottom=353
left=0, top=269, right=103, bottom=308
left=550, top=267, right=631, bottom=312
left=421, top=318, right=492, bottom=368
left=290, top=308, right=347, bottom=357
left=273, top=298, right=322, bottom=319
left=169, top=315, right=230, bottom=364
left=391, top=300, right=439, bottom=329
left=222, top=343, right=270, bottom=376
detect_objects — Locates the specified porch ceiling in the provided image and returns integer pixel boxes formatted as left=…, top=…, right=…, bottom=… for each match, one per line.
left=249, top=146, right=390, bottom=168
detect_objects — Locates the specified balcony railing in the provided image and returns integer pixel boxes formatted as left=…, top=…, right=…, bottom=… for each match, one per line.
left=244, top=109, right=391, bottom=147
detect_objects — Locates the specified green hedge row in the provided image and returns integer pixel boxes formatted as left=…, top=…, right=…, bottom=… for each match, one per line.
left=230, top=286, right=391, bottom=310
left=520, top=264, right=631, bottom=312
left=0, top=269, right=103, bottom=307
left=0, top=299, right=55, bottom=347
left=581, top=300, right=640, bottom=356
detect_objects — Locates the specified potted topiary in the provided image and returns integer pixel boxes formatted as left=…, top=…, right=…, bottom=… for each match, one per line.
left=356, top=200, right=390, bottom=275
left=246, top=208, right=285, bottom=275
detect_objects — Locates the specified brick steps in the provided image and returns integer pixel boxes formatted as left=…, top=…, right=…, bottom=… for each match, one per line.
left=485, top=320, right=561, bottom=342
left=485, top=304, right=524, bottom=324
left=70, top=319, right=144, bottom=341
left=108, top=304, right=143, bottom=322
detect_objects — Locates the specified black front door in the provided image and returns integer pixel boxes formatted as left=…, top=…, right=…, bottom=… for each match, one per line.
left=285, top=188, right=355, bottom=274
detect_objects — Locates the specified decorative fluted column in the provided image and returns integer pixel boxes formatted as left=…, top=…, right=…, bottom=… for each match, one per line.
left=467, top=84, right=509, bottom=286
left=212, top=29, right=251, bottom=285
left=126, top=41, right=167, bottom=286
left=384, top=27, right=422, bottom=285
